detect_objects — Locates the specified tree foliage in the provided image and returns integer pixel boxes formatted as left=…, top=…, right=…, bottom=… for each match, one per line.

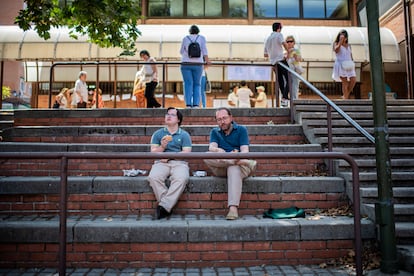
left=15, top=0, right=141, bottom=52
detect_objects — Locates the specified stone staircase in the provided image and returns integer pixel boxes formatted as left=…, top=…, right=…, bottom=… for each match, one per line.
left=0, top=107, right=377, bottom=271
left=294, top=99, right=414, bottom=246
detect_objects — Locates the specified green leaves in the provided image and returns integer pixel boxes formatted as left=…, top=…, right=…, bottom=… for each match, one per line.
left=15, top=0, right=141, bottom=52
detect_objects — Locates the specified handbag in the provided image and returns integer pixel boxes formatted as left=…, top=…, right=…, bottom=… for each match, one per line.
left=341, top=60, right=355, bottom=71
left=294, top=64, right=304, bottom=74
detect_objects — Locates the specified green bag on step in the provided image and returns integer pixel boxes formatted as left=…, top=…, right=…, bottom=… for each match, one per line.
left=263, top=206, right=305, bottom=219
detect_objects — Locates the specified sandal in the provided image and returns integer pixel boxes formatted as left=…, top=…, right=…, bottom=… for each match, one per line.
left=226, top=210, right=239, bottom=220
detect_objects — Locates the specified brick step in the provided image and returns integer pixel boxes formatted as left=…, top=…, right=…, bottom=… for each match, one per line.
left=1, top=124, right=306, bottom=144
left=0, top=214, right=375, bottom=269
left=0, top=176, right=346, bottom=216
left=0, top=143, right=324, bottom=177
left=12, top=108, right=290, bottom=127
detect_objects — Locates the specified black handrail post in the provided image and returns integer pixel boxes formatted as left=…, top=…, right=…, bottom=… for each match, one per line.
left=347, top=153, right=363, bottom=276
left=59, top=156, right=68, bottom=276
left=162, top=63, right=166, bottom=108
left=327, top=104, right=333, bottom=176
left=287, top=70, right=294, bottom=123
left=273, top=64, right=280, bottom=107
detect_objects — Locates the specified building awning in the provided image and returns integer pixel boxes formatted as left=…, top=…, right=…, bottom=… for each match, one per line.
left=0, top=25, right=401, bottom=63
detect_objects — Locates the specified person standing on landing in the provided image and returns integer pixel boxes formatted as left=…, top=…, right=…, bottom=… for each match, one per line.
left=332, top=30, right=356, bottom=99
left=264, top=22, right=289, bottom=106
left=147, top=107, right=192, bottom=219
left=137, top=50, right=161, bottom=108
left=180, top=25, right=210, bottom=108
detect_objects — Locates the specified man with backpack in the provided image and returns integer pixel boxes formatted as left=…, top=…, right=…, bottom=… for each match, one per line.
left=179, top=25, right=210, bottom=108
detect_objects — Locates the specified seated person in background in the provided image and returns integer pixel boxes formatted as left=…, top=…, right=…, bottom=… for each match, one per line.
left=204, top=107, right=256, bottom=220
left=147, top=107, right=192, bottom=219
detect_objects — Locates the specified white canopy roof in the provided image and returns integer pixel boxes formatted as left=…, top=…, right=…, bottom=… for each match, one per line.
left=0, top=24, right=400, bottom=63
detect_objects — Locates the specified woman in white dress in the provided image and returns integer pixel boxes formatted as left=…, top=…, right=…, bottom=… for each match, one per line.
left=332, top=30, right=356, bottom=99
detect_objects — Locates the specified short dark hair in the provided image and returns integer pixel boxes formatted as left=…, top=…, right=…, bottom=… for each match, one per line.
left=139, top=50, right=150, bottom=57
left=272, top=22, right=282, bottom=32
left=189, top=25, right=200, bottom=34
left=240, top=80, right=246, bottom=86
left=215, top=107, right=232, bottom=117
left=167, top=107, right=183, bottom=126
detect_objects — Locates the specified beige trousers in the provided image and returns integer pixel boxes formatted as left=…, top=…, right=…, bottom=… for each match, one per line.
left=203, top=159, right=253, bottom=207
left=147, top=160, right=189, bottom=212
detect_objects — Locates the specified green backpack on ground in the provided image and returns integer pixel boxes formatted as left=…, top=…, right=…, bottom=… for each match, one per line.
left=263, top=206, right=305, bottom=219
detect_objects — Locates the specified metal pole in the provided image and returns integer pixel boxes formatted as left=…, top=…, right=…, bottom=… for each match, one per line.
left=403, top=0, right=413, bottom=98
left=366, top=0, right=398, bottom=273
left=0, top=61, right=3, bottom=108
left=58, top=156, right=68, bottom=276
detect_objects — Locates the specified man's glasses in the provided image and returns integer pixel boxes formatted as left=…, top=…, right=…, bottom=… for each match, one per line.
left=286, top=40, right=294, bottom=43
left=216, top=116, right=230, bottom=123
left=165, top=113, right=177, bottom=117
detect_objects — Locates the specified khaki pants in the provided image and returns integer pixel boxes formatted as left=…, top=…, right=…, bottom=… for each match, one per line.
left=147, top=160, right=189, bottom=212
left=203, top=159, right=254, bottom=207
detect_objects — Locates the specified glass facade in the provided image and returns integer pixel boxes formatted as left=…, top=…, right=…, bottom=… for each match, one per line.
left=148, top=0, right=349, bottom=19
left=148, top=0, right=248, bottom=18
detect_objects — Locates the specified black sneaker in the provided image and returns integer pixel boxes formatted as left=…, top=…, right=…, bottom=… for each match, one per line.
left=156, top=205, right=171, bottom=219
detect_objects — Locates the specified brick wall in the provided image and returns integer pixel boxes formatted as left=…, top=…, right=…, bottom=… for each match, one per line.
left=0, top=191, right=346, bottom=217
left=0, top=240, right=354, bottom=269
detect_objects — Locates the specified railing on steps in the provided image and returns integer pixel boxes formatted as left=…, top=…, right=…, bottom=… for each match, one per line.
left=0, top=151, right=363, bottom=276
left=277, top=62, right=376, bottom=175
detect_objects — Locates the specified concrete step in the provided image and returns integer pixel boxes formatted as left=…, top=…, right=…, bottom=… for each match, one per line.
left=301, top=118, right=414, bottom=127
left=298, top=112, right=414, bottom=121
left=0, top=142, right=322, bottom=153
left=311, top=127, right=414, bottom=136
left=1, top=124, right=307, bottom=144
left=361, top=187, right=414, bottom=204
left=340, top=171, right=414, bottom=187
left=363, top=204, right=414, bottom=223
left=338, top=158, right=414, bottom=171
left=0, top=214, right=376, bottom=269
left=0, top=143, right=325, bottom=177
left=12, top=108, right=291, bottom=127
left=316, top=136, right=414, bottom=146
left=333, top=147, right=414, bottom=158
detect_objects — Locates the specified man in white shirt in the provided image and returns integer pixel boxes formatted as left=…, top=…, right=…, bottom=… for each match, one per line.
left=74, top=71, right=89, bottom=108
left=264, top=22, right=289, bottom=106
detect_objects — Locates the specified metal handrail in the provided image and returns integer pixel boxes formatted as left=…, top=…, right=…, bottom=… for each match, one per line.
left=0, top=151, right=363, bottom=276
left=278, top=61, right=375, bottom=144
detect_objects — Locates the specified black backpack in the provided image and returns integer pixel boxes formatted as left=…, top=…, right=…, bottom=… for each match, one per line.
left=187, top=35, right=201, bottom=58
